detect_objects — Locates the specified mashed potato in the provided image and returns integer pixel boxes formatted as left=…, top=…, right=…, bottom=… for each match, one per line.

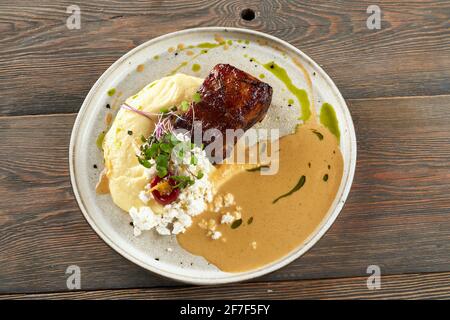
left=102, top=74, right=203, bottom=212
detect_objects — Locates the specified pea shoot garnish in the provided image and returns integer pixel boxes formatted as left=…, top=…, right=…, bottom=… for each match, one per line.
left=137, top=127, right=203, bottom=191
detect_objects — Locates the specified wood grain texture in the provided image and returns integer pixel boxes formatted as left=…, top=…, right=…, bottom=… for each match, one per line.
left=1, top=95, right=450, bottom=294
left=0, top=0, right=449, bottom=116
left=2, top=272, right=450, bottom=300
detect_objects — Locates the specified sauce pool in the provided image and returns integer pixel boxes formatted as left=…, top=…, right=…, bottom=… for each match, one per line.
left=177, top=123, right=343, bottom=272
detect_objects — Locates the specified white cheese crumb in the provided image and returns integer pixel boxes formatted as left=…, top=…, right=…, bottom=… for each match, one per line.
left=172, top=221, right=186, bottom=235
left=221, top=212, right=235, bottom=224
left=223, top=193, right=235, bottom=207
left=138, top=191, right=150, bottom=204
left=143, top=163, right=156, bottom=179
left=156, top=225, right=171, bottom=235
left=251, top=241, right=257, bottom=250
left=166, top=247, right=173, bottom=252
left=213, top=195, right=223, bottom=212
left=177, top=213, right=192, bottom=228
left=211, top=231, right=222, bottom=240
left=129, top=206, right=159, bottom=237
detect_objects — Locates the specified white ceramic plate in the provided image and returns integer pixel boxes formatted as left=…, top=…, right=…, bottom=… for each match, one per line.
left=70, top=27, right=356, bottom=284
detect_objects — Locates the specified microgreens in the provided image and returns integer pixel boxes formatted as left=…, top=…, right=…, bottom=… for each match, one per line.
left=180, top=100, right=190, bottom=112
left=171, top=175, right=195, bottom=189
left=137, top=130, right=203, bottom=189
left=193, top=92, right=202, bottom=103
left=128, top=94, right=203, bottom=190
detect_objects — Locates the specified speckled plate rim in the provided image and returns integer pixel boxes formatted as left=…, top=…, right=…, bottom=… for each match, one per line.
left=69, top=27, right=357, bottom=285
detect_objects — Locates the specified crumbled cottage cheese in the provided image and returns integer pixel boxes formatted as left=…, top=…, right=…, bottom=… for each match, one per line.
left=129, top=135, right=214, bottom=237
left=221, top=212, right=235, bottom=225
left=212, top=195, right=223, bottom=212
left=129, top=206, right=159, bottom=237
left=223, top=193, right=235, bottom=207
left=219, top=204, right=241, bottom=226
left=138, top=190, right=151, bottom=204
left=198, top=218, right=224, bottom=240
left=211, top=231, right=222, bottom=240
left=213, top=192, right=236, bottom=212
left=143, top=166, right=156, bottom=179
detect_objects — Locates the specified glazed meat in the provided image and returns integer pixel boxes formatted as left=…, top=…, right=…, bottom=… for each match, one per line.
left=174, top=64, right=273, bottom=161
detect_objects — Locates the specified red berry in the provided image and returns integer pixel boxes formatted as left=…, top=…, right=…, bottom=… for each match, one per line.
left=150, top=174, right=180, bottom=205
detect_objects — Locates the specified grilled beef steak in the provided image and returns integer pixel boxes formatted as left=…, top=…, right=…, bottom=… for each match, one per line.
left=174, top=64, right=273, bottom=161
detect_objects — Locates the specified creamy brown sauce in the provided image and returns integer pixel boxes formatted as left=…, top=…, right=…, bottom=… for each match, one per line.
left=95, top=168, right=110, bottom=194
left=177, top=123, right=343, bottom=272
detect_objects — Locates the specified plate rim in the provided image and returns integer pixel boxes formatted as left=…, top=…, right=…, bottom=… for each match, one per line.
left=69, top=27, right=357, bottom=285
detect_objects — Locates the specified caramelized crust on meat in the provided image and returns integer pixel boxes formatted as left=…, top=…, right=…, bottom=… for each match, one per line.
left=175, top=64, right=273, bottom=159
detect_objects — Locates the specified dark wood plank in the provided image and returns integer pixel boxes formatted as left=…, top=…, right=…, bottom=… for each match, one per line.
left=1, top=95, right=450, bottom=294
left=0, top=0, right=449, bottom=116
left=3, top=272, right=450, bottom=300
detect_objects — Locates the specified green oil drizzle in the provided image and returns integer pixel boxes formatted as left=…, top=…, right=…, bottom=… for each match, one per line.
left=196, top=42, right=222, bottom=49
left=227, top=39, right=233, bottom=45
left=231, top=219, right=243, bottom=229
left=180, top=42, right=225, bottom=51
left=167, top=41, right=226, bottom=75
left=263, top=61, right=310, bottom=121
left=319, top=103, right=340, bottom=141
left=169, top=61, right=188, bottom=75
left=244, top=40, right=250, bottom=45
left=96, top=131, right=106, bottom=150
left=311, top=129, right=324, bottom=140
left=153, top=55, right=159, bottom=60
left=107, top=88, right=116, bottom=96
left=192, top=63, right=201, bottom=72
left=288, top=98, right=294, bottom=105
left=246, top=164, right=270, bottom=172
left=273, top=175, right=306, bottom=204
left=259, top=73, right=265, bottom=79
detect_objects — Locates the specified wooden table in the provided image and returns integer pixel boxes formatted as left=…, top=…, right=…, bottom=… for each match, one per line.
left=1, top=0, right=449, bottom=300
